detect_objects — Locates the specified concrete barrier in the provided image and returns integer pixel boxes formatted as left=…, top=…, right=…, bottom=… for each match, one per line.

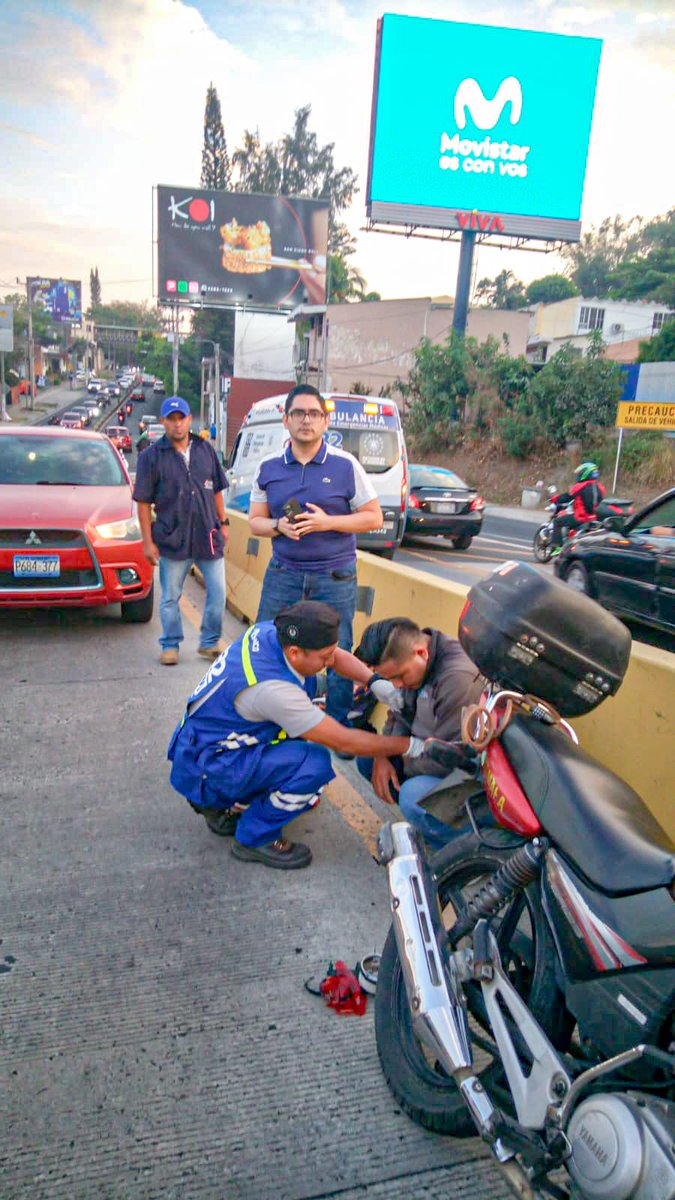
left=225, top=509, right=675, bottom=839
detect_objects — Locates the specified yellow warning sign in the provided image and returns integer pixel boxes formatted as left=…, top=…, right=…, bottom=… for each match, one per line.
left=616, top=402, right=675, bottom=430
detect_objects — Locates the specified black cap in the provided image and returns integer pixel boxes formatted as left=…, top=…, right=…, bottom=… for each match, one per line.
left=274, top=601, right=340, bottom=650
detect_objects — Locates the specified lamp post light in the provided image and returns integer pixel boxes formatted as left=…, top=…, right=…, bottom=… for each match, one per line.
left=195, top=338, right=223, bottom=457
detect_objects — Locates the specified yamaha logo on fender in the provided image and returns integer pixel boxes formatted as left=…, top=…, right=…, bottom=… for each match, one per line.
left=483, top=760, right=507, bottom=814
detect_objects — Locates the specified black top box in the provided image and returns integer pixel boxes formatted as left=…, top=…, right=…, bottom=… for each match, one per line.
left=458, top=561, right=632, bottom=717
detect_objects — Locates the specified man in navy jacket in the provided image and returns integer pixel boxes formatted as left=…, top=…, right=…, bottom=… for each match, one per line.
left=134, top=395, right=228, bottom=665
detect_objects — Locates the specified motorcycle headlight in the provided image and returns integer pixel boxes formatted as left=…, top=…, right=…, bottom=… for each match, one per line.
left=95, top=516, right=142, bottom=540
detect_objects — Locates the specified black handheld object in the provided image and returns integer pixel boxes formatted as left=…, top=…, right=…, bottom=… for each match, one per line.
left=283, top=498, right=304, bottom=523
left=424, top=739, right=478, bottom=774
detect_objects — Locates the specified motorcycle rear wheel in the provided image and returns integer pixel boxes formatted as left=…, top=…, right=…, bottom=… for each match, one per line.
left=532, top=527, right=553, bottom=562
left=375, top=833, right=571, bottom=1136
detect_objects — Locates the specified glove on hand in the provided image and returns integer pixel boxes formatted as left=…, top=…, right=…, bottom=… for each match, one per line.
left=405, top=736, right=426, bottom=758
left=368, top=673, right=404, bottom=712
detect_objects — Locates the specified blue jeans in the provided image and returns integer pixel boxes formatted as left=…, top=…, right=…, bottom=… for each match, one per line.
left=356, top=757, right=466, bottom=850
left=257, top=560, right=357, bottom=723
left=158, top=556, right=225, bottom=650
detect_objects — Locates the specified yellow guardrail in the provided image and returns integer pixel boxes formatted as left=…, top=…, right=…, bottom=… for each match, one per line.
left=225, top=509, right=675, bottom=839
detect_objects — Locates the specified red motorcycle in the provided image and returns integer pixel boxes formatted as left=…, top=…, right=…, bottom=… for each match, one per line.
left=533, top=493, right=634, bottom=563
left=375, top=563, right=674, bottom=1200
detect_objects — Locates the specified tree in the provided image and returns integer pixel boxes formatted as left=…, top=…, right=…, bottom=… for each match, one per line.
left=1, top=291, right=52, bottom=378
left=638, top=317, right=675, bottom=362
left=397, top=332, right=531, bottom=453
left=90, top=301, right=163, bottom=331
left=137, top=332, right=202, bottom=412
left=561, top=214, right=646, bottom=297
left=328, top=254, right=369, bottom=303
left=89, top=266, right=101, bottom=308
left=232, top=105, right=358, bottom=257
left=191, top=306, right=235, bottom=373
left=526, top=274, right=578, bottom=304
left=529, top=332, right=622, bottom=446
left=607, top=210, right=675, bottom=308
left=200, top=84, right=231, bottom=190
left=474, top=270, right=528, bottom=310
left=231, top=129, right=281, bottom=194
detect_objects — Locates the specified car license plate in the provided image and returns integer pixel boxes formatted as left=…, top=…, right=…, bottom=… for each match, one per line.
left=433, top=502, right=456, bottom=514
left=373, top=522, right=396, bottom=534
left=13, top=554, right=60, bottom=578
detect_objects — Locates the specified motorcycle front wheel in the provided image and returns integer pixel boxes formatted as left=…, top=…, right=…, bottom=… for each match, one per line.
left=375, top=832, right=571, bottom=1136
left=532, top=526, right=553, bottom=562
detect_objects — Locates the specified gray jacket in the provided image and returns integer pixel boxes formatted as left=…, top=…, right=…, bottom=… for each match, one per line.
left=383, top=629, right=483, bottom=778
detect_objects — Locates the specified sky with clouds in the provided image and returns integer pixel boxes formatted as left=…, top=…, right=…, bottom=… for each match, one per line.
left=0, top=0, right=672, bottom=311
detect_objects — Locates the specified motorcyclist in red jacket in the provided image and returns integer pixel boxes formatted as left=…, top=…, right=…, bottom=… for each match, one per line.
left=551, top=462, right=606, bottom=553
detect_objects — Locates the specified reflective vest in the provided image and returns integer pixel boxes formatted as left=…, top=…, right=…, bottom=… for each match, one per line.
left=168, top=622, right=316, bottom=806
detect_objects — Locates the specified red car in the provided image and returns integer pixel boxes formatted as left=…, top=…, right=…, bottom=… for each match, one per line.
left=0, top=426, right=154, bottom=621
left=129, top=388, right=145, bottom=404
left=106, top=425, right=132, bottom=453
left=60, top=411, right=85, bottom=429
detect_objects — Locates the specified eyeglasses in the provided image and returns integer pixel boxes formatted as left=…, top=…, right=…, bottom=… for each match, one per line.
left=287, top=409, right=326, bottom=422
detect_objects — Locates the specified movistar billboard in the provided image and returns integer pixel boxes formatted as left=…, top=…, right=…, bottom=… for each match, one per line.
left=366, top=15, right=602, bottom=243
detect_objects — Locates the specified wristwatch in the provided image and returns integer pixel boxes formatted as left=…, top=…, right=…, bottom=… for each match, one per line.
left=271, top=518, right=279, bottom=531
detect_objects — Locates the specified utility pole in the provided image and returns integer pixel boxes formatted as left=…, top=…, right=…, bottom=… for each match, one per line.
left=214, top=341, right=224, bottom=456
left=0, top=351, right=6, bottom=422
left=26, top=278, right=36, bottom=409
left=172, top=304, right=180, bottom=393
left=321, top=317, right=330, bottom=393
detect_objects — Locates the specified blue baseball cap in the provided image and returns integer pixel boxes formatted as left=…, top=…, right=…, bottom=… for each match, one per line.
left=160, top=396, right=191, bottom=418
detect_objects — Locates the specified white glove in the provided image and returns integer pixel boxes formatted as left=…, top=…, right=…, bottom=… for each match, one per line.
left=405, top=736, right=426, bottom=758
left=368, top=673, right=405, bottom=711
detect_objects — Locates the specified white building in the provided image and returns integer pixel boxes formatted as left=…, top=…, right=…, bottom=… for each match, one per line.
left=527, top=297, right=672, bottom=364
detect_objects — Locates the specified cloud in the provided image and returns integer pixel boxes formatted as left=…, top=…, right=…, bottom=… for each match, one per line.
left=0, top=122, right=49, bottom=147
left=1, top=0, right=672, bottom=309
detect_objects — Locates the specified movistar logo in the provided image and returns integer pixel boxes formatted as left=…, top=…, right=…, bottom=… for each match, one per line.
left=454, top=77, right=523, bottom=130
left=440, top=75, right=530, bottom=181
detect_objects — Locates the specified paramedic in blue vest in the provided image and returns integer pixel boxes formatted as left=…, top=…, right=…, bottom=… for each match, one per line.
left=248, top=385, right=383, bottom=725
left=168, top=600, right=429, bottom=870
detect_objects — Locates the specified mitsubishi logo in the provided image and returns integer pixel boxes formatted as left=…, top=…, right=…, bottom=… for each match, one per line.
left=25, top=530, right=42, bottom=546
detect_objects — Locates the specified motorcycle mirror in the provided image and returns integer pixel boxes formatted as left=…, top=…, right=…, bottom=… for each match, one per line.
left=602, top=515, right=625, bottom=532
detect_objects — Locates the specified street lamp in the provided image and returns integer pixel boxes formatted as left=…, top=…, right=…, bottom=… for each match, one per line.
left=195, top=337, right=224, bottom=455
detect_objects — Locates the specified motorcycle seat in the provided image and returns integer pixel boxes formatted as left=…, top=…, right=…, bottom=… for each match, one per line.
left=501, top=716, right=674, bottom=895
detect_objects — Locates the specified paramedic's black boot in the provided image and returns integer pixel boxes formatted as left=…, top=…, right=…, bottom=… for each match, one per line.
left=231, top=838, right=312, bottom=870
left=204, top=809, right=241, bottom=837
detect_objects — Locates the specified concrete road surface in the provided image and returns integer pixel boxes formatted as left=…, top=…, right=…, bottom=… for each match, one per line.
left=0, top=573, right=511, bottom=1200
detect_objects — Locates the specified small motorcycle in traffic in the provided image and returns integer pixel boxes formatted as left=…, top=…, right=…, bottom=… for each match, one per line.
left=375, top=562, right=674, bottom=1200
left=533, top=488, right=634, bottom=563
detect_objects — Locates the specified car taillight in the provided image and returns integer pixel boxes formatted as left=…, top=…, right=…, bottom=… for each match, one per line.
left=408, top=493, right=421, bottom=509
left=471, top=496, right=485, bottom=511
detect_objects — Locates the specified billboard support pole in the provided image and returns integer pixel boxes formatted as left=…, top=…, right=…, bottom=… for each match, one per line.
left=452, top=231, right=476, bottom=338
left=26, top=278, right=35, bottom=410
left=0, top=351, right=6, bottom=422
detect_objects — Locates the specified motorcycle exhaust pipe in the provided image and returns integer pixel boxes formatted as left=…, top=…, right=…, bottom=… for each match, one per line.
left=379, top=821, right=474, bottom=1077
left=379, top=822, right=545, bottom=1198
